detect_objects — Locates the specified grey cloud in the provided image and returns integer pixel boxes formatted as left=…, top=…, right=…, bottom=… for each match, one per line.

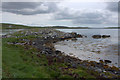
left=54, top=8, right=77, bottom=20
left=2, top=2, right=117, bottom=25
left=54, top=7, right=111, bottom=24
left=2, top=2, right=59, bottom=15
left=106, top=2, right=118, bottom=12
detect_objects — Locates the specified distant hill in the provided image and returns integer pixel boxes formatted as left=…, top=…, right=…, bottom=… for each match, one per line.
left=104, top=27, right=120, bottom=29
left=1, top=23, right=31, bottom=29
left=48, top=26, right=90, bottom=29
left=1, top=23, right=90, bottom=29
left=1, top=23, right=119, bottom=29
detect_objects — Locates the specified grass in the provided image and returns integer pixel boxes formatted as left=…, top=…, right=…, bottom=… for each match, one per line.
left=2, top=39, right=50, bottom=78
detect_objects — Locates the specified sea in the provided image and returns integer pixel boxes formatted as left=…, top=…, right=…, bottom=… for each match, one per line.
left=55, top=29, right=119, bottom=68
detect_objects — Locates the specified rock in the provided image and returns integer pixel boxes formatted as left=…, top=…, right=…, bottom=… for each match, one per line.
left=89, top=61, right=98, bottom=67
left=72, top=63, right=77, bottom=68
left=83, top=35, right=87, bottom=38
left=104, top=60, right=112, bottom=64
left=96, top=68, right=102, bottom=72
left=77, top=34, right=83, bottom=38
left=71, top=38, right=77, bottom=41
left=92, top=35, right=110, bottom=39
left=55, top=50, right=61, bottom=54
left=92, top=35, right=101, bottom=39
left=32, top=42, right=36, bottom=45
left=97, top=51, right=101, bottom=54
left=100, top=73, right=108, bottom=78
left=42, top=47, right=53, bottom=54
left=102, top=35, right=110, bottom=38
left=99, top=60, right=104, bottom=63
left=69, top=53, right=73, bottom=55
left=2, top=35, right=7, bottom=38
left=71, top=32, right=77, bottom=36
left=110, top=66, right=119, bottom=71
left=60, top=36, right=65, bottom=40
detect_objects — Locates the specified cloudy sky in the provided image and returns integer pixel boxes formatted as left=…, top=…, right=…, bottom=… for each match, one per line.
left=1, top=0, right=119, bottom=27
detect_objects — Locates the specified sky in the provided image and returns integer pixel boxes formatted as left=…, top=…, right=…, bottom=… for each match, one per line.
left=0, top=0, right=119, bottom=27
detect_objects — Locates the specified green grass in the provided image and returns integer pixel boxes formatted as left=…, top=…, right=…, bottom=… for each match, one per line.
left=1, top=23, right=30, bottom=29
left=2, top=38, right=50, bottom=78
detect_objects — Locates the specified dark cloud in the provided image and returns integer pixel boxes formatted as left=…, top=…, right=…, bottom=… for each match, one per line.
left=1, top=2, right=117, bottom=25
left=106, top=2, right=118, bottom=12
left=54, top=7, right=111, bottom=24
left=2, top=2, right=59, bottom=15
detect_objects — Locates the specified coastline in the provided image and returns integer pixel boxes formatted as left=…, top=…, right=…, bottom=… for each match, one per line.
left=2, top=28, right=120, bottom=79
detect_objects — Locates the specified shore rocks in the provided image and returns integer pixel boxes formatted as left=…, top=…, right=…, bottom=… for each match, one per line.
left=71, top=38, right=77, bottom=41
left=92, top=35, right=101, bottom=39
left=72, top=63, right=77, bottom=68
left=104, top=60, right=112, bottom=64
left=102, top=35, right=110, bottom=38
left=76, top=34, right=83, bottom=38
left=55, top=50, right=61, bottom=54
left=92, top=35, right=110, bottom=39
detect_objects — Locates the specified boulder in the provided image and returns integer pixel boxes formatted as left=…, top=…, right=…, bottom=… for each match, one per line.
left=69, top=53, right=74, bottom=55
left=55, top=50, right=61, bottom=54
left=77, top=34, right=83, bottom=38
left=72, top=63, right=77, bottom=68
left=92, top=35, right=101, bottom=39
left=71, top=32, right=77, bottom=36
left=99, top=60, right=104, bottom=63
left=92, top=35, right=110, bottom=39
left=102, top=35, right=110, bottom=38
left=104, top=60, right=112, bottom=64
left=71, top=38, right=77, bottom=41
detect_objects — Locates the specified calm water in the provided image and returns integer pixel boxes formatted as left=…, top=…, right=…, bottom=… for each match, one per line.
left=55, top=29, right=119, bottom=67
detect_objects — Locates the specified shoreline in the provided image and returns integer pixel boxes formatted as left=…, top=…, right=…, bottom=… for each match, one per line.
left=2, top=28, right=120, bottom=78
left=54, top=38, right=118, bottom=68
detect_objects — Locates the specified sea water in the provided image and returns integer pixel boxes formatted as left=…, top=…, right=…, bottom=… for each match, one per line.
left=55, top=29, right=119, bottom=67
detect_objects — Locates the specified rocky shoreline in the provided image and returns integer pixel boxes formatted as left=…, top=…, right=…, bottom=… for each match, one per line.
left=3, top=29, right=120, bottom=79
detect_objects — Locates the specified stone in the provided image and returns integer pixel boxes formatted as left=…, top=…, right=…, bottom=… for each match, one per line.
left=72, top=63, right=77, bottom=68
left=92, top=35, right=110, bottom=39
left=104, top=60, right=112, bottom=64
left=77, top=34, right=83, bottom=38
left=92, top=35, right=101, bottom=39
left=69, top=53, right=73, bottom=55
left=102, top=35, right=110, bottom=38
left=99, top=60, right=104, bottom=63
left=71, top=38, right=77, bottom=41
left=55, top=50, right=61, bottom=54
